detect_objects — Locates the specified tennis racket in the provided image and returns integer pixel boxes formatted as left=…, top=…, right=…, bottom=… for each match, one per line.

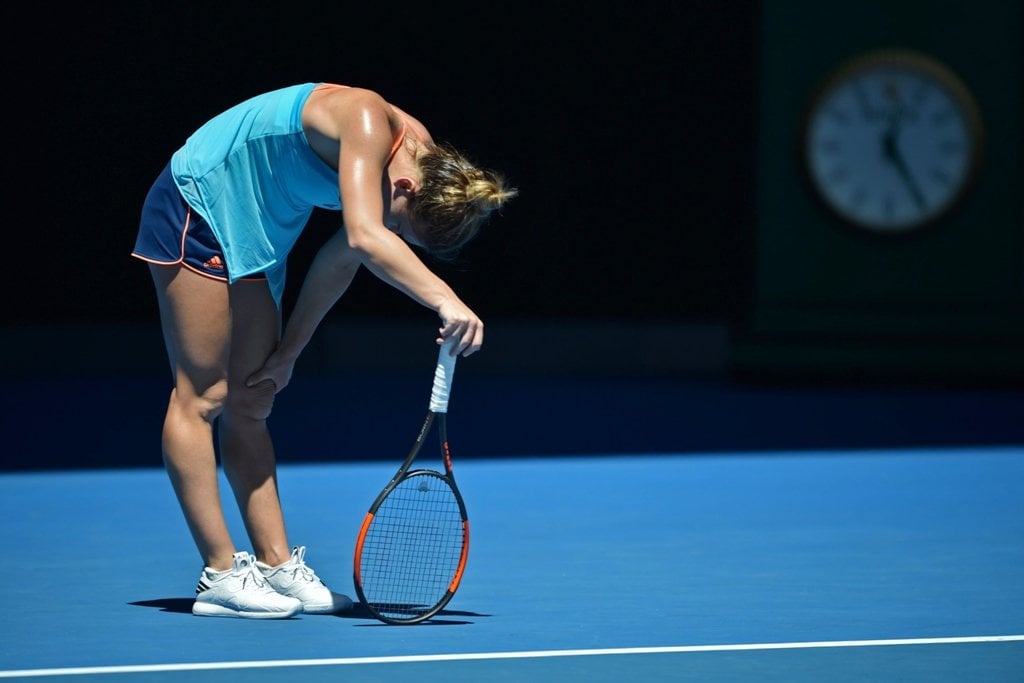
left=352, top=339, right=470, bottom=624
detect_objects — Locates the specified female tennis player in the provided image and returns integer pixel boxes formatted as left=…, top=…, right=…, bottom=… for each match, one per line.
left=131, top=83, right=516, bottom=619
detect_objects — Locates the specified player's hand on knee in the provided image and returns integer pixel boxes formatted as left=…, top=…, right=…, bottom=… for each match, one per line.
left=239, top=377, right=278, bottom=420
left=246, top=352, right=293, bottom=393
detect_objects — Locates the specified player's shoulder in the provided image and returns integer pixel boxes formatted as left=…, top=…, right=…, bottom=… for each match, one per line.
left=317, top=85, right=389, bottom=110
left=304, top=85, right=396, bottom=136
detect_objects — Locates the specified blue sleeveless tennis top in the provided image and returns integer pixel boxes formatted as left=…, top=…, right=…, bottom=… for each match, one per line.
left=171, top=82, right=403, bottom=308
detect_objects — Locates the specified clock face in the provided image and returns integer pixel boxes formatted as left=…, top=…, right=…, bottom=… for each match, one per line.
left=803, top=49, right=984, bottom=233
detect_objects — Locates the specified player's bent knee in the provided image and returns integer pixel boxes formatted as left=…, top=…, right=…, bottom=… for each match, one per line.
left=226, top=380, right=277, bottom=421
left=169, top=382, right=228, bottom=423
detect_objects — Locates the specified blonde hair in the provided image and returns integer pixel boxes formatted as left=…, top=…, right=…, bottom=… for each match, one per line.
left=410, top=142, right=518, bottom=260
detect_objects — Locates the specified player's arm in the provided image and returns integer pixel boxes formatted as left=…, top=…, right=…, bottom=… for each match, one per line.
left=246, top=231, right=361, bottom=391
left=335, top=91, right=483, bottom=355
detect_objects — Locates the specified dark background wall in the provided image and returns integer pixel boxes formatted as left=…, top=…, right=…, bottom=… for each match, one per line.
left=1, top=1, right=1023, bottom=472
left=1, top=1, right=757, bottom=328
left=0, top=0, right=1020, bottom=385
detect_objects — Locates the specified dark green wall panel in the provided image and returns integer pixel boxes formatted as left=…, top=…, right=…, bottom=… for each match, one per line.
left=737, top=0, right=1023, bottom=380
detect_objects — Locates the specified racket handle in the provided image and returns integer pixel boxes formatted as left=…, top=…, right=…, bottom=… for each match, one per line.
left=429, top=339, right=458, bottom=413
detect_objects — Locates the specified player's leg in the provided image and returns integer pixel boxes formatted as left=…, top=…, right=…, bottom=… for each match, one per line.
left=218, top=279, right=353, bottom=614
left=217, top=278, right=291, bottom=567
left=150, top=263, right=235, bottom=570
left=152, top=263, right=301, bottom=618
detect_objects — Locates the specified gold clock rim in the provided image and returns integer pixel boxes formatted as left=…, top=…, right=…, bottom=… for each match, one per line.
left=799, top=47, right=986, bottom=234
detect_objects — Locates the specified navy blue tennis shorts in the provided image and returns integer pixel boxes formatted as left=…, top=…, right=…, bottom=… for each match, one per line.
left=131, top=162, right=265, bottom=281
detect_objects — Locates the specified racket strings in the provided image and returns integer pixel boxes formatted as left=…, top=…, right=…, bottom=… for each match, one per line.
left=359, top=473, right=465, bottom=619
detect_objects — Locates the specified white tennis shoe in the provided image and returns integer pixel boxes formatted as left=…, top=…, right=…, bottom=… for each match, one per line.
left=192, top=551, right=303, bottom=619
left=257, top=546, right=353, bottom=614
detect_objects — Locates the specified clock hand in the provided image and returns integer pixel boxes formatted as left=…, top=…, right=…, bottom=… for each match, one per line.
left=881, top=107, right=927, bottom=211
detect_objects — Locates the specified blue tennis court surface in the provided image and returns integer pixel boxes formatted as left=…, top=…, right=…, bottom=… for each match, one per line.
left=2, top=445, right=1021, bottom=681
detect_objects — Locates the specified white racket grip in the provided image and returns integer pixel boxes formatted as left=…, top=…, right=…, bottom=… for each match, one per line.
left=429, top=340, right=458, bottom=413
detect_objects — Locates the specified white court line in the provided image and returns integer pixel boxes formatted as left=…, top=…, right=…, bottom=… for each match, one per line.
left=1, top=635, right=1022, bottom=678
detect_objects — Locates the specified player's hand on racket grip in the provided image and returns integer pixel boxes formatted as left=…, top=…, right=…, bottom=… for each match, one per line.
left=437, top=298, right=483, bottom=357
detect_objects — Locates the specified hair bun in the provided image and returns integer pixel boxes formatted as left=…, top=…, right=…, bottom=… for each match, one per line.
left=412, top=143, right=517, bottom=260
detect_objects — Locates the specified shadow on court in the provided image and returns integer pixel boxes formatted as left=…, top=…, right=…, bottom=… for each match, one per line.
left=128, top=598, right=490, bottom=625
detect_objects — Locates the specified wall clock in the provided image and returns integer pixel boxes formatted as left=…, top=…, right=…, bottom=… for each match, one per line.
left=802, top=48, right=984, bottom=233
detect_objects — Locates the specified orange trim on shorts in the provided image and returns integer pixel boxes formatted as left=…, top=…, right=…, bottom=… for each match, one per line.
left=130, top=206, right=263, bottom=283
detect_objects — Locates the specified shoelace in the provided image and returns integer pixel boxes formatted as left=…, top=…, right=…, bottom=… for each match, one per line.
left=238, top=554, right=271, bottom=590
left=281, top=547, right=322, bottom=585
left=286, top=560, right=318, bottom=584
